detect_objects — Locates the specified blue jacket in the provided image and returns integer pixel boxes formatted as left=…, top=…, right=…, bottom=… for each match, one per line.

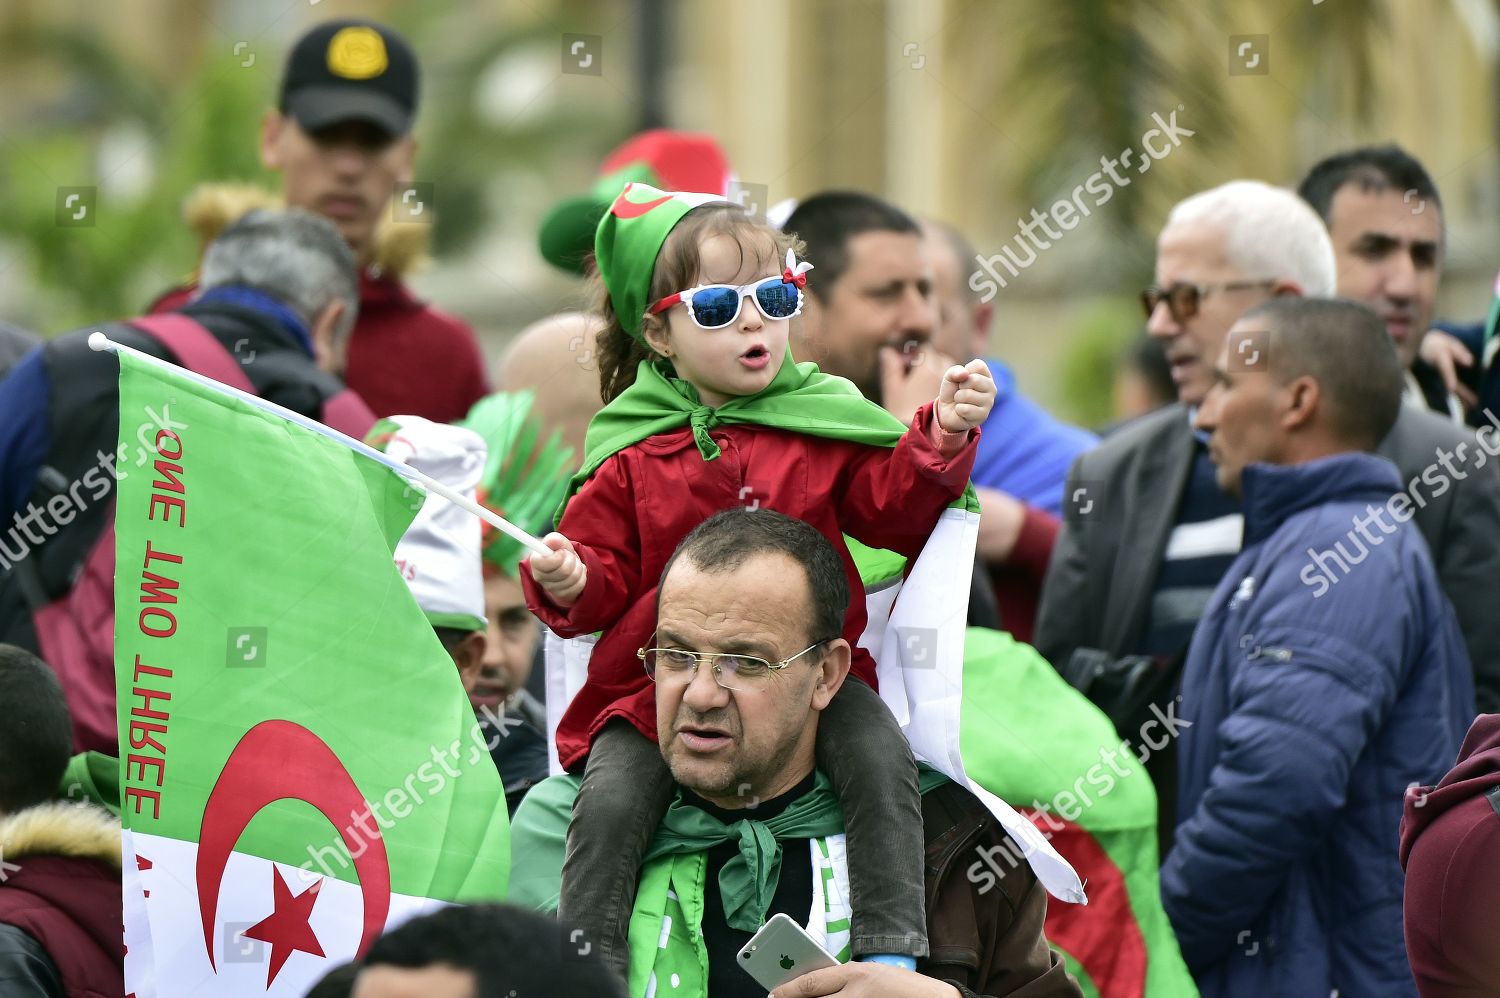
left=1162, top=453, right=1474, bottom=998
left=970, top=358, right=1096, bottom=515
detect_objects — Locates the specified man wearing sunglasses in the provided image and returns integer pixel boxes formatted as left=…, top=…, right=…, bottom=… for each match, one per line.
left=1035, top=180, right=1500, bottom=848
left=510, top=509, right=1080, bottom=998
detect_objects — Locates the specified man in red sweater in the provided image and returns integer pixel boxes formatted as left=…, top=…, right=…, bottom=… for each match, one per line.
left=151, top=19, right=488, bottom=422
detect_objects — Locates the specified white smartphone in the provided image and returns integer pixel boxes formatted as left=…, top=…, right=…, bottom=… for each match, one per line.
left=736, top=912, right=840, bottom=991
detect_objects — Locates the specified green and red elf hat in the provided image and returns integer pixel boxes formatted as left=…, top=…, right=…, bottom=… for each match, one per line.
left=538, top=130, right=734, bottom=274
left=594, top=182, right=733, bottom=340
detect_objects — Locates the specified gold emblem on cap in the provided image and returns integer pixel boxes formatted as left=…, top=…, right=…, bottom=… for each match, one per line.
left=327, top=26, right=388, bottom=79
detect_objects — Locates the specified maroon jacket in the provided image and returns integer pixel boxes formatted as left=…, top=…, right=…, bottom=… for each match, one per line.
left=0, top=802, right=122, bottom=998
left=1399, top=713, right=1500, bottom=996
left=152, top=268, right=490, bottom=423
left=522, top=402, right=979, bottom=770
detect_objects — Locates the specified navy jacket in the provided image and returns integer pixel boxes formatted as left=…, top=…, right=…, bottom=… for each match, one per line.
left=1162, top=453, right=1474, bottom=998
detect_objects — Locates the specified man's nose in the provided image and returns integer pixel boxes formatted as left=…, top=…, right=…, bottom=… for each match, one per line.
left=897, top=285, right=935, bottom=338
left=1382, top=252, right=1418, bottom=303
left=681, top=660, right=731, bottom=710
left=326, top=140, right=370, bottom=175
left=1146, top=297, right=1178, bottom=339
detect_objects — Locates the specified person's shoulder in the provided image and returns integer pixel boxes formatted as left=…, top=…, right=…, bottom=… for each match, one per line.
left=995, top=382, right=1098, bottom=450
left=507, top=774, right=581, bottom=914
left=367, top=275, right=479, bottom=336
left=42, top=321, right=164, bottom=374
left=411, top=300, right=479, bottom=340
left=920, top=781, right=1038, bottom=910
left=511, top=773, right=581, bottom=831
left=1383, top=404, right=1475, bottom=457
left=146, top=284, right=196, bottom=315
left=1073, top=403, right=1187, bottom=476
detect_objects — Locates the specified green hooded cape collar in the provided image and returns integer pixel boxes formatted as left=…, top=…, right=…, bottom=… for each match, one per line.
left=558, top=348, right=909, bottom=520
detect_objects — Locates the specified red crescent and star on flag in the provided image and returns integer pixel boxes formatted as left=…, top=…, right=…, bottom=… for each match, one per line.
left=195, top=719, right=392, bottom=987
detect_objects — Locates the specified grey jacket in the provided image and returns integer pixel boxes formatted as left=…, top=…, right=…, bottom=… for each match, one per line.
left=1035, top=402, right=1500, bottom=713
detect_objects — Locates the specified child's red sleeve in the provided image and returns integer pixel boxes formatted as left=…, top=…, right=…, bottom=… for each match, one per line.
left=833, top=399, right=979, bottom=560
left=518, top=453, right=641, bottom=636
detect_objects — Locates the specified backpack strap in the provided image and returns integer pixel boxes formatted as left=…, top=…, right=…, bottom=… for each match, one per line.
left=125, top=313, right=257, bottom=393
left=129, top=313, right=377, bottom=437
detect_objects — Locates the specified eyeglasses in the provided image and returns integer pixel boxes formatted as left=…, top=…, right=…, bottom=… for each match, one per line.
left=1140, top=279, right=1278, bottom=324
left=648, top=249, right=815, bottom=330
left=638, top=638, right=831, bottom=692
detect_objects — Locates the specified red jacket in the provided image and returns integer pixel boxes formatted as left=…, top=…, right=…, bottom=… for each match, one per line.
left=0, top=802, right=122, bottom=998
left=1400, top=713, right=1500, bottom=996
left=521, top=402, right=979, bottom=770
left=151, top=269, right=489, bottom=423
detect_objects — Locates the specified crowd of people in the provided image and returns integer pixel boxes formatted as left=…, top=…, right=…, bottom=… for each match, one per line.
left=0, top=16, right=1496, bottom=998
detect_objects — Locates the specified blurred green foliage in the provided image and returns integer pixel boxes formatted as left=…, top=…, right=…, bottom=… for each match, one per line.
left=1057, top=297, right=1145, bottom=429
left=0, top=30, right=271, bottom=333
left=0, top=8, right=616, bottom=336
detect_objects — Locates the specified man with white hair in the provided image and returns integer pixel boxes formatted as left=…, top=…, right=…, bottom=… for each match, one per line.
left=1035, top=180, right=1500, bottom=841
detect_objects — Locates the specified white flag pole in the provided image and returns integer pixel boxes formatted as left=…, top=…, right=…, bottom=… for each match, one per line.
left=89, top=331, right=552, bottom=558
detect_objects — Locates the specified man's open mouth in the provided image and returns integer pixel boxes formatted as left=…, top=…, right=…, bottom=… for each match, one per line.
left=678, top=725, right=732, bottom=751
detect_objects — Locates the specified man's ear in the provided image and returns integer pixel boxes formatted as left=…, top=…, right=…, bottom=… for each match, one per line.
left=451, top=631, right=487, bottom=694
left=1282, top=374, right=1321, bottom=432
left=971, top=301, right=995, bottom=356
left=809, top=639, right=852, bottom=712
left=310, top=299, right=350, bottom=374
left=260, top=110, right=285, bottom=171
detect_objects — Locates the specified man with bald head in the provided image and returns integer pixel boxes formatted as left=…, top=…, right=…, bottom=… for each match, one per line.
left=1164, top=297, right=1473, bottom=996
left=494, top=311, right=605, bottom=459
left=1035, top=181, right=1500, bottom=847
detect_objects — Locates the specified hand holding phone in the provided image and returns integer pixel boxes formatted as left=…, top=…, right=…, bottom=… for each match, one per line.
left=736, top=913, right=840, bottom=991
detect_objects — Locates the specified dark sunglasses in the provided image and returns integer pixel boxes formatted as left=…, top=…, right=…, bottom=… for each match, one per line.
left=1141, top=279, right=1277, bottom=324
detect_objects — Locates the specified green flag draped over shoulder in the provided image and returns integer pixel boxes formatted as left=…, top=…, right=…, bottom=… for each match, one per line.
left=113, top=352, right=509, bottom=997
left=958, top=627, right=1196, bottom=998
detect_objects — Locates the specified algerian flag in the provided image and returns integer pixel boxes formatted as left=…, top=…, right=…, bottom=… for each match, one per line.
left=112, top=351, right=509, bottom=996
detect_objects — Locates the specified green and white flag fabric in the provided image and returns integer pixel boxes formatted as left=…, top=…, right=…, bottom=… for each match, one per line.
left=112, top=351, right=509, bottom=996
left=860, top=502, right=1086, bottom=905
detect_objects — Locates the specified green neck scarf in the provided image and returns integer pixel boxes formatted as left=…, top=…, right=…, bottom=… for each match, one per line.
left=560, top=349, right=908, bottom=520
left=625, top=767, right=951, bottom=997
left=642, top=771, right=845, bottom=932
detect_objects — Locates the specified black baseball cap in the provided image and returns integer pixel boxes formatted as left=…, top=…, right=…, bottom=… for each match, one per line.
left=279, top=20, right=419, bottom=137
